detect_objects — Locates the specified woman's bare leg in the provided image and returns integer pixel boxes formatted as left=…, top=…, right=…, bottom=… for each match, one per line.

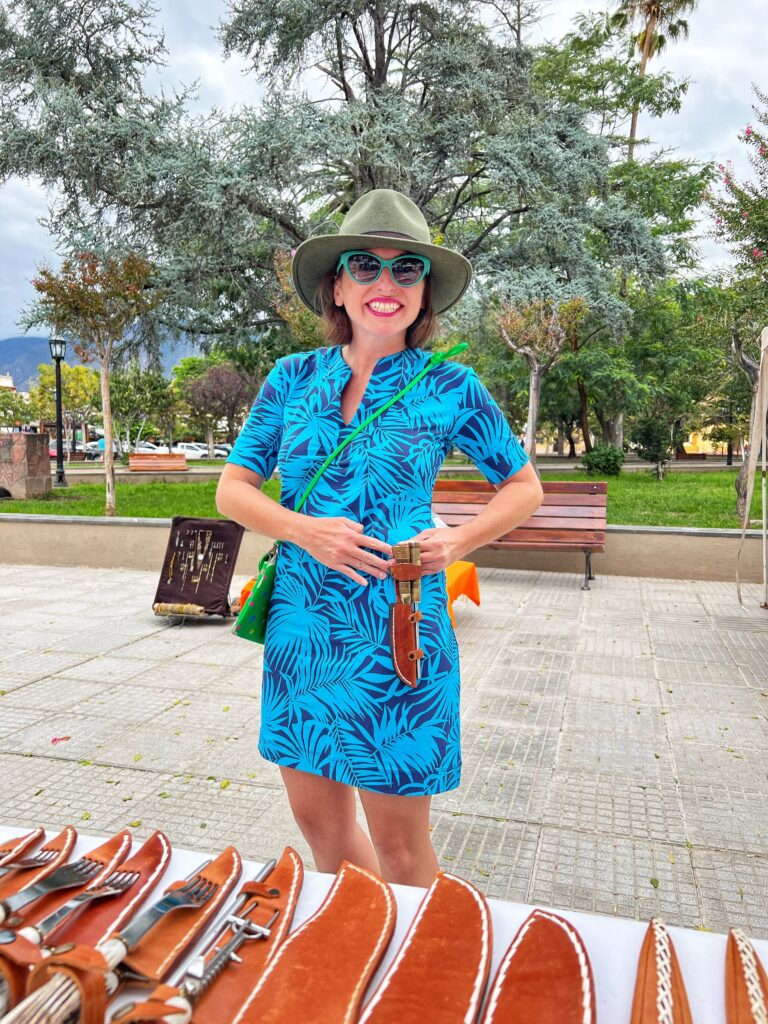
left=279, top=766, right=381, bottom=874
left=358, top=790, right=439, bottom=887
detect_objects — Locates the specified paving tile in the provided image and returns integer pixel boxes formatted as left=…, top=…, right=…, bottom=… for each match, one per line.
left=659, top=681, right=760, bottom=712
left=692, top=847, right=768, bottom=938
left=663, top=708, right=768, bottom=748
left=529, top=827, right=701, bottom=926
left=570, top=653, right=656, bottom=678
left=2, top=713, right=138, bottom=759
left=0, top=678, right=105, bottom=713
left=654, top=659, right=749, bottom=685
left=55, top=656, right=161, bottom=685
left=567, top=673, right=660, bottom=706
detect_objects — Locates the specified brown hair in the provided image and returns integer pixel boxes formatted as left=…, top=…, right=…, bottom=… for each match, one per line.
left=315, top=268, right=439, bottom=348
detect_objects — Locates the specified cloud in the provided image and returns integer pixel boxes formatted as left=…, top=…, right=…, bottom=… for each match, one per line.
left=0, top=177, right=59, bottom=337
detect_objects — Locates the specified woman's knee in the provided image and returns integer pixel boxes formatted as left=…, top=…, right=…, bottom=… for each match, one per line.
left=280, top=768, right=357, bottom=846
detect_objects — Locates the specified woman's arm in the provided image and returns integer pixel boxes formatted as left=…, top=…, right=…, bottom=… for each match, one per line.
left=216, top=464, right=392, bottom=585
left=401, top=462, right=544, bottom=573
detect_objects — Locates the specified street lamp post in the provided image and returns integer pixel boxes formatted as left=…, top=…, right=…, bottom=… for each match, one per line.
left=49, top=335, right=68, bottom=488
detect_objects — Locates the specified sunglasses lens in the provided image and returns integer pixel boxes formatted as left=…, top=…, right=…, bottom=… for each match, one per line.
left=346, top=253, right=382, bottom=282
left=391, top=256, right=427, bottom=285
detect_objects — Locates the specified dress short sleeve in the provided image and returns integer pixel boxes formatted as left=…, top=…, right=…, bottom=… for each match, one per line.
left=448, top=367, right=530, bottom=484
left=227, top=359, right=291, bottom=480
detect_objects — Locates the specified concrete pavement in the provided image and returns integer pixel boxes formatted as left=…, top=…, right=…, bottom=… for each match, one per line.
left=1, top=562, right=767, bottom=936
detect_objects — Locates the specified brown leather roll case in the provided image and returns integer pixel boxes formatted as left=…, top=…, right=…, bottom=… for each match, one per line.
left=725, top=927, right=768, bottom=1024
left=0, top=828, right=45, bottom=867
left=0, top=825, right=77, bottom=902
left=630, top=918, right=692, bottom=1024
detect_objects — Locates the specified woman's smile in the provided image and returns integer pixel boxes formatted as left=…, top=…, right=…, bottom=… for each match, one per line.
left=365, top=297, right=405, bottom=317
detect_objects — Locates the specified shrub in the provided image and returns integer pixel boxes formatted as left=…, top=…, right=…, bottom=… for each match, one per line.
left=582, top=443, right=624, bottom=476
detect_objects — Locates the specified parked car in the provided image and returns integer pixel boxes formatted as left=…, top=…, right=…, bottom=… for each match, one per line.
left=134, top=441, right=170, bottom=454
left=171, top=442, right=207, bottom=457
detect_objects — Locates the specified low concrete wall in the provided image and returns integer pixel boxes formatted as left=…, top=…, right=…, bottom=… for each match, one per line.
left=0, top=514, right=764, bottom=583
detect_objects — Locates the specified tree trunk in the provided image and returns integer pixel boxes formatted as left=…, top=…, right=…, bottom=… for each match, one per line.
left=627, top=13, right=657, bottom=163
left=99, top=351, right=117, bottom=517
left=577, top=379, right=592, bottom=453
left=732, top=327, right=761, bottom=519
left=555, top=419, right=565, bottom=456
left=565, top=424, right=577, bottom=459
left=525, top=362, right=541, bottom=465
left=206, top=422, right=215, bottom=460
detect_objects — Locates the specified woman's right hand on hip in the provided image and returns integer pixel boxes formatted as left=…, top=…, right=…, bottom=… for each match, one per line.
left=299, top=516, right=392, bottom=585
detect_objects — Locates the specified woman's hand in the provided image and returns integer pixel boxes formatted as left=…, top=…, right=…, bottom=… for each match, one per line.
left=299, top=515, right=393, bottom=586
left=388, top=527, right=468, bottom=575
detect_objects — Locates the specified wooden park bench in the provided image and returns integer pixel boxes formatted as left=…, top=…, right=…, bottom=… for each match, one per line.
left=432, top=479, right=608, bottom=590
left=675, top=451, right=707, bottom=460
left=128, top=453, right=188, bottom=473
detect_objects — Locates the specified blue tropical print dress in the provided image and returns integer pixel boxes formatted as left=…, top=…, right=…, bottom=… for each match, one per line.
left=228, top=344, right=529, bottom=795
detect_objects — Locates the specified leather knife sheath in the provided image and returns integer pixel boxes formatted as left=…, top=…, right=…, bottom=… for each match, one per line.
left=725, top=927, right=768, bottom=1023
left=630, top=918, right=693, bottom=1024
left=359, top=871, right=492, bottom=1024
left=479, top=908, right=596, bottom=1024
left=0, top=828, right=45, bottom=868
left=389, top=542, right=425, bottom=688
left=0, top=826, right=77, bottom=902
left=234, top=860, right=395, bottom=1024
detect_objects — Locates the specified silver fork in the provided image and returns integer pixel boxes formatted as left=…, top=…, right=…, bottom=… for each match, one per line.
left=114, top=874, right=217, bottom=953
left=0, top=857, right=103, bottom=923
left=16, top=869, right=140, bottom=942
left=0, top=849, right=57, bottom=878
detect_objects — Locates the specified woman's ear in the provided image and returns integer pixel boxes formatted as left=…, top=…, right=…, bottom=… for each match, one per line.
left=333, top=274, right=344, bottom=307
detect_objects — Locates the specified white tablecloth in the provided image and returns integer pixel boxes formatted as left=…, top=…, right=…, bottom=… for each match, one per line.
left=2, top=825, right=766, bottom=1022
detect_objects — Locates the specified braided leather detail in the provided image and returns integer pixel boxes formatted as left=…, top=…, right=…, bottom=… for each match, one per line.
left=732, top=928, right=768, bottom=1024
left=652, top=919, right=674, bottom=1024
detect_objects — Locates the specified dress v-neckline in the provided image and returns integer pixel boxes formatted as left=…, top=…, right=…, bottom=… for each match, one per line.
left=334, top=345, right=409, bottom=427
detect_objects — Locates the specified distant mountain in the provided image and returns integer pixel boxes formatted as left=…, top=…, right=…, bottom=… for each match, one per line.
left=0, top=336, right=200, bottom=391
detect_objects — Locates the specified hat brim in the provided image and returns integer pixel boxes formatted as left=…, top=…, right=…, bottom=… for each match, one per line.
left=291, top=233, right=473, bottom=316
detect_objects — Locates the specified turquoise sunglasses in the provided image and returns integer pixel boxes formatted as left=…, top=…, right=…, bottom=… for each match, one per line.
left=336, top=250, right=431, bottom=287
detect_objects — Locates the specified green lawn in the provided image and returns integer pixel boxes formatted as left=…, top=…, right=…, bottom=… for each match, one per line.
left=0, top=471, right=760, bottom=529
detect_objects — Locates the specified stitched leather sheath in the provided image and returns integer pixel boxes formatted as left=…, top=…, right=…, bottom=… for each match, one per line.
left=725, top=927, right=768, bottom=1023
left=116, top=845, right=242, bottom=986
left=0, top=826, right=77, bottom=902
left=234, top=860, right=395, bottom=1024
left=0, top=829, right=45, bottom=868
left=389, top=542, right=425, bottom=688
left=479, top=908, right=596, bottom=1024
left=630, top=918, right=693, bottom=1024
left=359, top=871, right=492, bottom=1024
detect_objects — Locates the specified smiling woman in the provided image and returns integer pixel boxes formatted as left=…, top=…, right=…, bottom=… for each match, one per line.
left=215, top=188, right=543, bottom=889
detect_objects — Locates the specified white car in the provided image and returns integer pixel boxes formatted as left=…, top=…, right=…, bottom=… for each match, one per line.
left=171, top=442, right=207, bottom=457
left=134, top=441, right=170, bottom=454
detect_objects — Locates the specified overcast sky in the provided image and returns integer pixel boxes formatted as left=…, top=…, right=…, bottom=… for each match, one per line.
left=1, top=0, right=765, bottom=340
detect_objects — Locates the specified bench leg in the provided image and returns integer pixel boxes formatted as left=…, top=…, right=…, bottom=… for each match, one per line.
left=581, top=550, right=595, bottom=591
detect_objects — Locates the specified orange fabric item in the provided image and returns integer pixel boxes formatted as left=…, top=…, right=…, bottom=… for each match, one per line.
left=479, top=908, right=596, bottom=1024
left=359, top=871, right=491, bottom=1024
left=630, top=919, right=693, bottom=1024
left=445, top=561, right=480, bottom=627
left=725, top=927, right=768, bottom=1023
left=240, top=578, right=256, bottom=609
left=12, top=829, right=131, bottom=929
left=117, top=845, right=242, bottom=985
left=27, top=943, right=111, bottom=1024
left=235, top=861, right=395, bottom=1024
left=0, top=825, right=77, bottom=902
left=0, top=828, right=45, bottom=867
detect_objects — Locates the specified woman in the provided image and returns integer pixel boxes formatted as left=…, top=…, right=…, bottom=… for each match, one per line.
left=216, top=189, right=543, bottom=887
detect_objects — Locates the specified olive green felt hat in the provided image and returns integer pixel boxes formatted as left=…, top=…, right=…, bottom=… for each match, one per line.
left=291, top=189, right=473, bottom=316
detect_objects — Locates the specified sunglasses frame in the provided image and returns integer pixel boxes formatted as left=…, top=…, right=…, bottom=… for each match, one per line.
left=336, top=250, right=431, bottom=287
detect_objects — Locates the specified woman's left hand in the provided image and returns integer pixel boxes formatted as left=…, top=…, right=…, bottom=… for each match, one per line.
left=386, top=527, right=468, bottom=575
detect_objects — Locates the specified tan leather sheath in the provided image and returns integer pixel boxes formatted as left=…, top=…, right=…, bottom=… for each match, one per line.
left=115, top=848, right=304, bottom=1024
left=0, top=828, right=45, bottom=867
left=389, top=542, right=425, bottom=688
left=0, top=931, right=41, bottom=1009
left=27, top=942, right=112, bottom=1024
left=630, top=918, right=693, bottom=1024
left=234, top=860, right=395, bottom=1024
left=359, top=871, right=492, bottom=1024
left=11, top=828, right=132, bottom=929
left=479, top=908, right=596, bottom=1024
left=725, top=927, right=768, bottom=1023
left=0, top=825, right=77, bottom=902
left=116, top=845, right=242, bottom=985
left=56, top=830, right=172, bottom=948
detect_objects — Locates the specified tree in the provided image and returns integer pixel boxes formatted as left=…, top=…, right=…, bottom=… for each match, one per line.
left=497, top=298, right=588, bottom=461
left=25, top=251, right=161, bottom=515
left=0, top=388, right=31, bottom=430
left=28, top=362, right=99, bottom=452
left=611, top=0, right=698, bottom=162
left=109, top=363, right=173, bottom=452
left=184, top=364, right=253, bottom=454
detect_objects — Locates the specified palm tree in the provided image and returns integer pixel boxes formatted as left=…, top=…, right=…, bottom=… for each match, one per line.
left=613, top=0, right=698, bottom=161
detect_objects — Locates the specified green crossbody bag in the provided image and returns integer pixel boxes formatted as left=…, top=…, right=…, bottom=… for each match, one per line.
left=232, top=342, right=469, bottom=643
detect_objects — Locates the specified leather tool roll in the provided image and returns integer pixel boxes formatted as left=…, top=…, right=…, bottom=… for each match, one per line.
left=0, top=931, right=41, bottom=1010
left=725, top=927, right=768, bottom=1023
left=56, top=831, right=172, bottom=949
left=389, top=542, right=425, bottom=688
left=0, top=829, right=45, bottom=867
left=0, top=825, right=77, bottom=902
left=117, top=845, right=242, bottom=986
left=116, top=848, right=304, bottom=1024
left=10, top=828, right=132, bottom=929
left=630, top=918, right=692, bottom=1024
left=359, top=871, right=492, bottom=1024
left=27, top=942, right=112, bottom=1024
left=234, top=860, right=395, bottom=1024
left=479, top=908, right=596, bottom=1024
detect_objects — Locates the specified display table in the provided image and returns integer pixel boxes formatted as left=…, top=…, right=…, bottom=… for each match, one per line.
left=1, top=825, right=766, bottom=1022
left=445, top=560, right=481, bottom=627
